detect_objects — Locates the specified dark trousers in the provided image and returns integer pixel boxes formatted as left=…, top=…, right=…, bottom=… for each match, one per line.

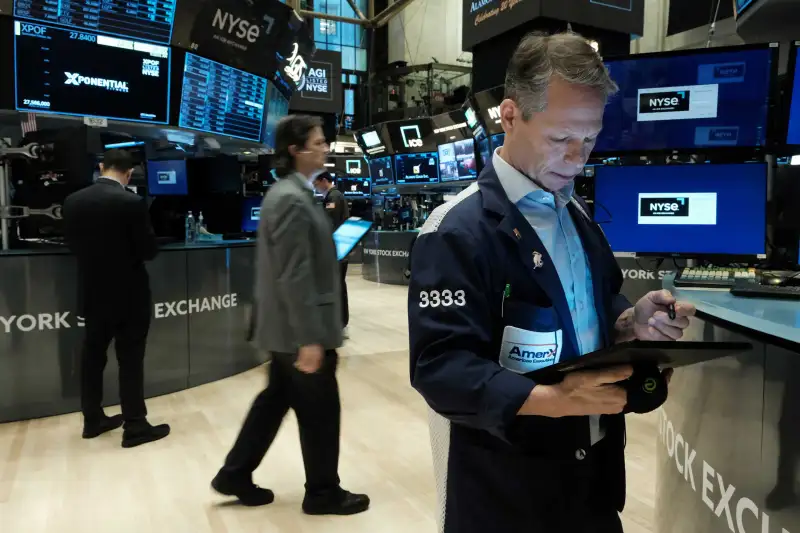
left=220, top=350, right=341, bottom=495
left=80, top=303, right=150, bottom=423
left=340, top=262, right=349, bottom=328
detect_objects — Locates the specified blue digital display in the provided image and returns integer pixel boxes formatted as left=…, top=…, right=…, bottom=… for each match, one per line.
left=147, top=159, right=188, bottom=196
left=594, top=163, right=767, bottom=257
left=179, top=53, right=268, bottom=143
left=262, top=80, right=290, bottom=150
left=490, top=133, right=505, bottom=150
left=394, top=152, right=439, bottom=185
left=369, top=156, right=393, bottom=186
left=787, top=46, right=800, bottom=146
left=241, top=196, right=263, bottom=233
left=14, top=0, right=177, bottom=45
left=597, top=47, right=774, bottom=153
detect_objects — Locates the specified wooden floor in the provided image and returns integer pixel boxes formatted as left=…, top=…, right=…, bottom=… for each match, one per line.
left=0, top=269, right=658, bottom=533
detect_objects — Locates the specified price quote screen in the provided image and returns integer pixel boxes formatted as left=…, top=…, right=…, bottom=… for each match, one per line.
left=179, top=53, right=268, bottom=143
left=14, top=21, right=171, bottom=123
left=14, top=0, right=176, bottom=44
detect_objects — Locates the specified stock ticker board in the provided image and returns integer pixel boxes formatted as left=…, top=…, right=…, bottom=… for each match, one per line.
left=14, top=0, right=177, bottom=44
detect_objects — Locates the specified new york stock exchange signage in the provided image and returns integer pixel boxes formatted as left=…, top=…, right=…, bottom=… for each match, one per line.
left=284, top=47, right=343, bottom=115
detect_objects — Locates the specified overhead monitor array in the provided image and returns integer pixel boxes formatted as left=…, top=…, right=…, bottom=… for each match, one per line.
left=3, top=1, right=307, bottom=144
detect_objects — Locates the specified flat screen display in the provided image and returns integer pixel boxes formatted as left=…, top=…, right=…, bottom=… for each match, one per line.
left=333, top=218, right=373, bottom=261
left=386, top=119, right=437, bottom=154
left=14, top=0, right=177, bottom=44
left=490, top=133, right=505, bottom=150
left=147, top=159, right=188, bottom=196
left=593, top=163, right=767, bottom=257
left=262, top=80, right=289, bottom=150
left=597, top=46, right=775, bottom=153
left=179, top=52, right=267, bottom=143
left=241, top=196, right=262, bottom=233
left=338, top=177, right=371, bottom=198
left=473, top=86, right=504, bottom=136
left=369, top=156, right=393, bottom=186
left=478, top=136, right=491, bottom=170
left=394, top=152, right=439, bottom=185
left=438, top=139, right=477, bottom=182
left=786, top=44, right=800, bottom=146
left=14, top=21, right=170, bottom=123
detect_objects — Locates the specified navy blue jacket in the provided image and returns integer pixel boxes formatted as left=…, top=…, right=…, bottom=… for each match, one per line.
left=408, top=162, right=632, bottom=532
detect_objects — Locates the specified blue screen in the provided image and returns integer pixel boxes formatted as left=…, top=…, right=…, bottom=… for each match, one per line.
left=594, top=163, right=767, bottom=256
left=787, top=48, right=800, bottom=145
left=597, top=48, right=774, bottom=153
left=394, top=152, right=439, bottom=185
left=491, top=133, right=505, bottom=150
left=369, top=156, right=393, bottom=186
left=262, top=81, right=290, bottom=150
left=147, top=160, right=187, bottom=196
left=241, top=196, right=263, bottom=233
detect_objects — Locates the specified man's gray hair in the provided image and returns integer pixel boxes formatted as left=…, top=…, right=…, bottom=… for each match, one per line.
left=505, top=31, right=619, bottom=120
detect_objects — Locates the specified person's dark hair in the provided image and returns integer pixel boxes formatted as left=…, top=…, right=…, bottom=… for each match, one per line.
left=102, top=149, right=135, bottom=173
left=314, top=172, right=334, bottom=184
left=274, top=114, right=324, bottom=177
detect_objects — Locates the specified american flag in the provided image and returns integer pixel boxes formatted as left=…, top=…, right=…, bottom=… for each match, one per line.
left=20, top=113, right=37, bottom=136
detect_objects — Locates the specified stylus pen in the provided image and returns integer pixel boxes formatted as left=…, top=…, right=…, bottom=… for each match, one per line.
left=668, top=303, right=676, bottom=321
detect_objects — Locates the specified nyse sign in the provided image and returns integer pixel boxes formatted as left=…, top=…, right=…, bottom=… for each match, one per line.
left=0, top=293, right=239, bottom=334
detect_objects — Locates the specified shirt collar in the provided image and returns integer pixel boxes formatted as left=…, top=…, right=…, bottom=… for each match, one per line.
left=492, top=148, right=575, bottom=209
left=98, top=176, right=125, bottom=188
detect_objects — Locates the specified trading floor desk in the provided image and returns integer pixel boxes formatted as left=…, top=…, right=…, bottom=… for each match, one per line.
left=361, top=230, right=417, bottom=286
left=0, top=241, right=266, bottom=423
left=656, top=275, right=800, bottom=533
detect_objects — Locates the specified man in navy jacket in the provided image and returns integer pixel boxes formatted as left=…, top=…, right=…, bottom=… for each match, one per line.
left=408, top=32, right=696, bottom=533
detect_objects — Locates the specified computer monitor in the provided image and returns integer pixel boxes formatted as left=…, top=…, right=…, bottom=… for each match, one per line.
left=262, top=80, right=289, bottom=150
left=14, top=21, right=171, bottom=124
left=241, top=196, right=263, bottom=233
left=593, top=163, right=767, bottom=258
left=490, top=133, right=505, bottom=150
left=338, top=177, right=371, bottom=198
left=438, top=139, right=477, bottom=182
left=394, top=152, right=439, bottom=185
left=178, top=53, right=268, bottom=143
left=786, top=42, right=800, bottom=147
left=597, top=44, right=777, bottom=154
left=477, top=135, right=491, bottom=170
left=13, top=0, right=177, bottom=44
left=147, top=160, right=188, bottom=196
left=369, top=156, right=393, bottom=186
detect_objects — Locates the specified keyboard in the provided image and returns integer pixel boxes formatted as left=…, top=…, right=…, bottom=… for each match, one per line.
left=731, top=281, right=800, bottom=300
left=674, top=267, right=758, bottom=289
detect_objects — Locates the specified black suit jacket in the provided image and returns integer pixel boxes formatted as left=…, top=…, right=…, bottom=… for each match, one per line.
left=63, top=178, right=158, bottom=315
left=323, top=187, right=349, bottom=231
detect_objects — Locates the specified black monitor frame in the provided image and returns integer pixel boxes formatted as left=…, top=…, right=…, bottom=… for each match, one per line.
left=595, top=42, right=781, bottom=158
left=783, top=41, right=800, bottom=153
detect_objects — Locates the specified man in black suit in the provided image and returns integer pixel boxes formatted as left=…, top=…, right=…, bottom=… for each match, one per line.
left=313, top=173, right=350, bottom=331
left=63, top=149, right=170, bottom=448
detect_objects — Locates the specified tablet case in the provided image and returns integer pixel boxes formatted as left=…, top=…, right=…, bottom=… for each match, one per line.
left=527, top=340, right=753, bottom=384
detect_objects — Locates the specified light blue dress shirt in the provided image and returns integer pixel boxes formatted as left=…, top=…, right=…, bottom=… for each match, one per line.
left=493, top=149, right=605, bottom=443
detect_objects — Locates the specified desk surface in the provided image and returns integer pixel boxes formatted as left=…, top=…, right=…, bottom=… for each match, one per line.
left=664, top=274, right=800, bottom=345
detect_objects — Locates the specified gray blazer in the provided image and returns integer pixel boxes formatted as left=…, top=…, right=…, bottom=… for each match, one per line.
left=253, top=173, right=343, bottom=353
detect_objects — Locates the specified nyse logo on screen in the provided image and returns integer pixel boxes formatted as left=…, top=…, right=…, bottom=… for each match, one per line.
left=639, top=91, right=690, bottom=115
left=713, top=64, right=746, bottom=80
left=142, top=59, right=161, bottom=77
left=640, top=197, right=690, bottom=217
left=487, top=105, right=502, bottom=124
left=212, top=8, right=261, bottom=44
left=299, top=65, right=331, bottom=98
left=251, top=207, right=261, bottom=220
left=157, top=171, right=177, bottom=185
left=64, top=73, right=129, bottom=93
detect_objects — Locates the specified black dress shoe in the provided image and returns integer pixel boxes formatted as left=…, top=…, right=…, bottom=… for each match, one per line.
left=211, top=471, right=275, bottom=507
left=82, top=414, right=124, bottom=439
left=121, top=421, right=171, bottom=448
left=302, top=488, right=370, bottom=516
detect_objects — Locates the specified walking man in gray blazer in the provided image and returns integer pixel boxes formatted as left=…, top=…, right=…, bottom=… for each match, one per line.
left=211, top=115, right=370, bottom=516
